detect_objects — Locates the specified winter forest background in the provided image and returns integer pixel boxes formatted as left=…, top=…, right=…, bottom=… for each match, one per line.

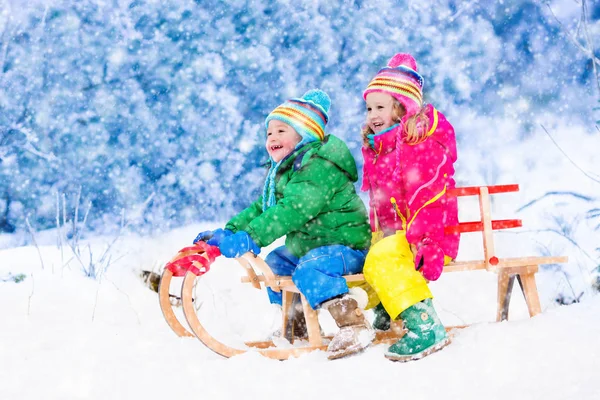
left=1, top=0, right=599, bottom=300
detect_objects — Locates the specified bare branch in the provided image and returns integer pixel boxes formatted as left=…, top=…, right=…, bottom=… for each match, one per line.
left=72, top=186, right=81, bottom=249
left=27, top=273, right=34, bottom=316
left=25, top=217, right=45, bottom=271
left=540, top=124, right=600, bottom=184
left=56, top=191, right=69, bottom=274
left=0, top=2, right=13, bottom=81
left=9, top=124, right=57, bottom=160
left=21, top=140, right=57, bottom=162
left=95, top=208, right=129, bottom=275
left=91, top=279, right=101, bottom=322
left=442, top=1, right=478, bottom=23
left=545, top=1, right=600, bottom=95
left=103, top=275, right=142, bottom=325
left=517, top=190, right=595, bottom=212
left=580, top=0, right=600, bottom=95
left=62, top=193, right=67, bottom=241
left=512, top=227, right=597, bottom=266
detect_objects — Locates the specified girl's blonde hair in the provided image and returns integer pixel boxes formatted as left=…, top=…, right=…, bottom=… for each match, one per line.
left=362, top=99, right=429, bottom=146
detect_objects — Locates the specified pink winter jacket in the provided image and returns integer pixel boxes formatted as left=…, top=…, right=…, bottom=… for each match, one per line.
left=361, top=104, right=460, bottom=259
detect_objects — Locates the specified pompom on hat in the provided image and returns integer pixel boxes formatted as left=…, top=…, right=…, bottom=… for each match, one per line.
left=363, top=53, right=424, bottom=117
left=265, top=89, right=331, bottom=144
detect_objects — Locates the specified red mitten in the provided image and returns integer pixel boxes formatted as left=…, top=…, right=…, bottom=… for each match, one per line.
left=414, top=238, right=445, bottom=281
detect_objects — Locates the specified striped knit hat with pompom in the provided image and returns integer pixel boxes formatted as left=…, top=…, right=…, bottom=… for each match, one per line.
left=265, top=89, right=330, bottom=145
left=363, top=53, right=424, bottom=117
left=261, top=89, right=331, bottom=211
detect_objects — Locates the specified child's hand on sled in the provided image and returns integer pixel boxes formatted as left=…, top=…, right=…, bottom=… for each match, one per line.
left=415, top=238, right=444, bottom=281
left=219, top=231, right=260, bottom=258
left=193, top=228, right=233, bottom=246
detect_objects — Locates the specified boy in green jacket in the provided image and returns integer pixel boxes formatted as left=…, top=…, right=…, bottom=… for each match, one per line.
left=194, top=90, right=373, bottom=359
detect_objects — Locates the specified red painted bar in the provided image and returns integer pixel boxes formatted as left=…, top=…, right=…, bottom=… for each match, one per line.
left=447, top=184, right=520, bottom=197
left=444, top=219, right=522, bottom=235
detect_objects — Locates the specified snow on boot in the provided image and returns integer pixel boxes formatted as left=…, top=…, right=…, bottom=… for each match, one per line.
left=271, top=293, right=308, bottom=342
left=372, top=302, right=391, bottom=331
left=422, top=298, right=448, bottom=344
left=385, top=299, right=450, bottom=362
left=323, top=294, right=375, bottom=360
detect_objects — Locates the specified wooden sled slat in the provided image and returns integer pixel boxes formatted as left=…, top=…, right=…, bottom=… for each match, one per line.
left=158, top=269, right=194, bottom=338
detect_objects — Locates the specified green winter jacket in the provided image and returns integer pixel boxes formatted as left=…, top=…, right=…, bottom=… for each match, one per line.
left=225, top=135, right=371, bottom=258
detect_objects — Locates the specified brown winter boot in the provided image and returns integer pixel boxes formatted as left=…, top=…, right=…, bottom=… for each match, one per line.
left=323, top=295, right=375, bottom=360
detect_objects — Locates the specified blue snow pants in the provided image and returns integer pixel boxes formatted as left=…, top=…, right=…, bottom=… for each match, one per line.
left=265, top=245, right=368, bottom=309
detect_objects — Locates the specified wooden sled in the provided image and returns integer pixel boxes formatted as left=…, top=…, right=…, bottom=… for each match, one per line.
left=158, top=184, right=569, bottom=360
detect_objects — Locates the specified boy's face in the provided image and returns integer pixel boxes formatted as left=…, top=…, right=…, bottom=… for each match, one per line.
left=365, top=92, right=396, bottom=133
left=266, top=119, right=302, bottom=162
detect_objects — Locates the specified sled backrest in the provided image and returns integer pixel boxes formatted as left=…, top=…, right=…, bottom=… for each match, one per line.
left=444, top=184, right=522, bottom=271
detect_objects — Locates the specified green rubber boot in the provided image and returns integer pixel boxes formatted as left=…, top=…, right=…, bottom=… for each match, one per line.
left=385, top=299, right=450, bottom=362
left=372, top=302, right=391, bottom=331
left=423, top=298, right=448, bottom=343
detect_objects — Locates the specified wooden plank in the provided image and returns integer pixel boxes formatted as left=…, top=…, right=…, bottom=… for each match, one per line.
left=495, top=257, right=565, bottom=268
left=300, top=293, right=323, bottom=347
left=342, top=274, right=368, bottom=283
left=240, top=256, right=567, bottom=284
left=241, top=273, right=368, bottom=285
left=281, top=290, right=294, bottom=341
left=390, top=319, right=405, bottom=336
left=443, top=258, right=564, bottom=272
left=244, top=340, right=278, bottom=349
left=234, top=256, right=262, bottom=290
left=447, top=184, right=520, bottom=197
left=444, top=219, right=522, bottom=235
left=496, top=268, right=511, bottom=322
left=519, top=271, right=542, bottom=317
left=500, top=275, right=517, bottom=321
left=479, top=187, right=496, bottom=271
left=500, top=264, right=538, bottom=275
left=240, top=253, right=280, bottom=292
left=443, top=260, right=487, bottom=272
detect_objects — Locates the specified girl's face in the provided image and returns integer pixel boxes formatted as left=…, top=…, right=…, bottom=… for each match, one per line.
left=365, top=92, right=398, bottom=133
left=266, top=119, right=302, bottom=162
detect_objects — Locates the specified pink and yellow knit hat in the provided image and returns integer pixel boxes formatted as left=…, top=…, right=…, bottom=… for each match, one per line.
left=363, top=53, right=424, bottom=117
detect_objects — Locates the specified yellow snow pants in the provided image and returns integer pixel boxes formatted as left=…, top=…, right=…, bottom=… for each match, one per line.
left=350, top=231, right=449, bottom=320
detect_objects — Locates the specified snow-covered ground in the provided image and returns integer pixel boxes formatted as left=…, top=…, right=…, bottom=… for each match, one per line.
left=2, top=224, right=599, bottom=400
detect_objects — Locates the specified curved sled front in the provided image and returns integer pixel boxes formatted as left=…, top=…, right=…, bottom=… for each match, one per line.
left=158, top=242, right=221, bottom=338
left=181, top=269, right=329, bottom=360
left=158, top=268, right=194, bottom=337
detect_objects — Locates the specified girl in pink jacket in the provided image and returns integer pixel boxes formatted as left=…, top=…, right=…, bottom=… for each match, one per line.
left=360, top=53, right=459, bottom=361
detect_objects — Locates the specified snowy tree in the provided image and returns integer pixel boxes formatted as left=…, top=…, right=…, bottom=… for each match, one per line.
left=0, top=0, right=597, bottom=234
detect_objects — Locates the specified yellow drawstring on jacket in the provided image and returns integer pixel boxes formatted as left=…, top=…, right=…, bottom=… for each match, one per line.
left=390, top=197, right=407, bottom=230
